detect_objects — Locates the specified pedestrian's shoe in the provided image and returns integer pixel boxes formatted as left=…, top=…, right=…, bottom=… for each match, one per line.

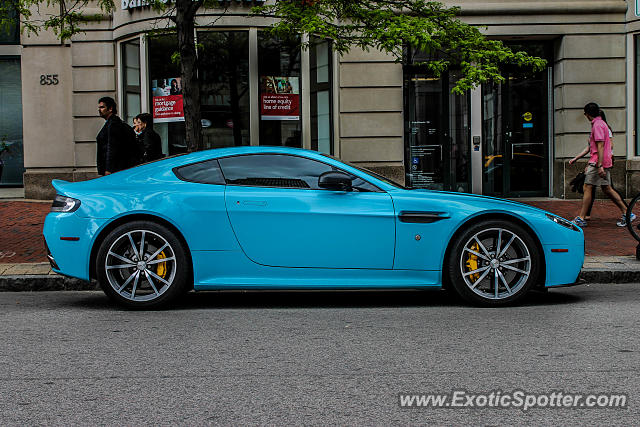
left=616, top=213, right=636, bottom=227
left=573, top=216, right=587, bottom=227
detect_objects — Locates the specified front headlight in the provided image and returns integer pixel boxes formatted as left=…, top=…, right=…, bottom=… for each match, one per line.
left=51, top=195, right=81, bottom=213
left=546, top=213, right=580, bottom=232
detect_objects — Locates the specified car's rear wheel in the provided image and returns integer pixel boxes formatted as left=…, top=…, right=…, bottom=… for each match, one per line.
left=96, top=221, right=189, bottom=308
left=447, top=220, right=541, bottom=306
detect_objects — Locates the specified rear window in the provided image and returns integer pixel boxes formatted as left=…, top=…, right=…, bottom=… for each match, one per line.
left=174, top=159, right=225, bottom=185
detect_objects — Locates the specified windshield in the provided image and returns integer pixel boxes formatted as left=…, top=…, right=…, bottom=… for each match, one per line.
left=320, top=153, right=408, bottom=189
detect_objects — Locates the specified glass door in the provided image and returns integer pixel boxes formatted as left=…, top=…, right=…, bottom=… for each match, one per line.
left=404, top=70, right=470, bottom=191
left=482, top=44, right=551, bottom=197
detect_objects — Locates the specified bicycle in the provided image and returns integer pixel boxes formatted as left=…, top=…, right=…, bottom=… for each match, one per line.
left=625, top=192, right=640, bottom=259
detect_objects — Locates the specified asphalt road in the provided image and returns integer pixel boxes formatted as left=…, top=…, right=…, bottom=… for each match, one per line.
left=0, top=284, right=638, bottom=425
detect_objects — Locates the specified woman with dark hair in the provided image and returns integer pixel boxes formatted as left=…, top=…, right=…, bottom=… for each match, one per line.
left=571, top=102, right=629, bottom=227
left=170, top=79, right=182, bottom=95
left=569, top=108, right=624, bottom=220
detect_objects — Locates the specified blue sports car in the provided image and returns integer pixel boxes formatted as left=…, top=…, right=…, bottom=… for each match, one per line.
left=43, top=146, right=584, bottom=308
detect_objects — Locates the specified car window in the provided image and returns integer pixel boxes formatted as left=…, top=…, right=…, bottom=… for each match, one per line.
left=218, top=154, right=380, bottom=191
left=174, top=159, right=225, bottom=185
left=320, top=153, right=407, bottom=189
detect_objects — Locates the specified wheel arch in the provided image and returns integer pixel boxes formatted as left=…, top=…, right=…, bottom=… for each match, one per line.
left=442, top=213, right=546, bottom=289
left=89, top=213, right=194, bottom=285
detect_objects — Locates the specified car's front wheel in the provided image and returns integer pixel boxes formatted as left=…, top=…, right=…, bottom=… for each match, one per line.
left=96, top=221, right=190, bottom=308
left=447, top=220, right=541, bottom=306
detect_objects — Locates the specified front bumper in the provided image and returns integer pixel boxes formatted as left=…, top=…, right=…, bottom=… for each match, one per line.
left=543, top=242, right=585, bottom=287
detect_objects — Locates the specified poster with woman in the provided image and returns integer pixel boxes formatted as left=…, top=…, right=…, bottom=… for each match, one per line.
left=152, top=77, right=184, bottom=123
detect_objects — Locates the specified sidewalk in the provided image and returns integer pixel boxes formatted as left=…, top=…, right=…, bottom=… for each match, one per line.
left=1, top=195, right=640, bottom=290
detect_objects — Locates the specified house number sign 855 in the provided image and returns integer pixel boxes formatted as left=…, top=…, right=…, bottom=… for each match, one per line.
left=40, top=74, right=59, bottom=85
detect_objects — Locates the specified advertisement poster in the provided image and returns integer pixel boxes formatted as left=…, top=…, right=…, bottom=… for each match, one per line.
left=260, top=76, right=300, bottom=121
left=152, top=77, right=185, bottom=123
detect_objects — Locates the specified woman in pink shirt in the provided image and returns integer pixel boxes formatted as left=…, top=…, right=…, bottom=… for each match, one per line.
left=569, top=109, right=622, bottom=220
left=572, top=102, right=630, bottom=227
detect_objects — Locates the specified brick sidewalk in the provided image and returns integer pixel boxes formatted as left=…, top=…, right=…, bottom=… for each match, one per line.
left=0, top=198, right=637, bottom=264
left=0, top=201, right=50, bottom=263
left=524, top=199, right=637, bottom=256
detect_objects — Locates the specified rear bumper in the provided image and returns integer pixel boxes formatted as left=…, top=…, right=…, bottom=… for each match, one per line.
left=43, top=237, right=60, bottom=270
left=43, top=212, right=106, bottom=281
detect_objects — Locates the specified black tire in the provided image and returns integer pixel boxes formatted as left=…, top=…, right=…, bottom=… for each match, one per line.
left=447, top=220, right=542, bottom=307
left=626, top=193, right=640, bottom=242
left=96, top=220, right=190, bottom=309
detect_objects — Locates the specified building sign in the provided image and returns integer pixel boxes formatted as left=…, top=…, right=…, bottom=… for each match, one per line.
left=122, top=0, right=165, bottom=10
left=122, top=0, right=265, bottom=11
left=408, top=144, right=442, bottom=187
left=152, top=77, right=185, bottom=123
left=260, top=76, right=300, bottom=121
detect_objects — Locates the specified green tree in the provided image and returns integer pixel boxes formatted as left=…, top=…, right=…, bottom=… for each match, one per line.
left=253, top=0, right=546, bottom=93
left=1, top=0, right=545, bottom=152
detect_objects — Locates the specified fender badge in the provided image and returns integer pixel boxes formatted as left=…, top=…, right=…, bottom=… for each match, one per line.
left=415, top=235, right=421, bottom=241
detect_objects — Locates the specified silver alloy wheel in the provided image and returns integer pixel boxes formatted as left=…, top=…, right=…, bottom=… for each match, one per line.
left=459, top=227, right=531, bottom=300
left=105, top=229, right=177, bottom=302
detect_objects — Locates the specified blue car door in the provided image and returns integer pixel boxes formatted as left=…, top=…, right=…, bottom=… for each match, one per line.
left=220, top=154, right=396, bottom=269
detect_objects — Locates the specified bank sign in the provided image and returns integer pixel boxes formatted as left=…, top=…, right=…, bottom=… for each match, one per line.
left=122, top=0, right=266, bottom=11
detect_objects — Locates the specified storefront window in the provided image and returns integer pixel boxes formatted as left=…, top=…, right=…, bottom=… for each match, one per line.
left=0, top=57, right=24, bottom=186
left=148, top=35, right=182, bottom=155
left=258, top=32, right=301, bottom=147
left=0, top=1, right=19, bottom=44
left=122, top=38, right=141, bottom=127
left=310, top=37, right=332, bottom=154
left=198, top=31, right=250, bottom=148
left=145, top=31, right=331, bottom=153
left=636, top=35, right=640, bottom=156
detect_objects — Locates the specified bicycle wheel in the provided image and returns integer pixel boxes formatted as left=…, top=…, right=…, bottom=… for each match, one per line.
left=626, top=192, right=640, bottom=242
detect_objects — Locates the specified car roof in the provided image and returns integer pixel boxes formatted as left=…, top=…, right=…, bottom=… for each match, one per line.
left=177, top=146, right=328, bottom=163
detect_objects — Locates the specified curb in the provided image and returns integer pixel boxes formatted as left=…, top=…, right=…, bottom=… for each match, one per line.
left=1, top=271, right=639, bottom=291
left=578, top=270, right=640, bottom=284
left=0, top=275, right=100, bottom=292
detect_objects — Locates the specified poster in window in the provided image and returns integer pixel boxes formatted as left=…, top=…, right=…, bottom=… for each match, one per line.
left=260, top=76, right=300, bottom=121
left=152, top=77, right=185, bottom=123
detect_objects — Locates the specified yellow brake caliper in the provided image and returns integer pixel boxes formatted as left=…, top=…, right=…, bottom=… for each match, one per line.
left=156, top=251, right=168, bottom=279
left=465, top=242, right=480, bottom=283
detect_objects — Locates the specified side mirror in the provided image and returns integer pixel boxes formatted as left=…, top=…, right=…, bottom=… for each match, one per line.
left=318, top=171, right=353, bottom=191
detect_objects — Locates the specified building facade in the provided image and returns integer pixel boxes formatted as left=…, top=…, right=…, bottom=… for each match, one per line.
left=1, top=0, right=639, bottom=200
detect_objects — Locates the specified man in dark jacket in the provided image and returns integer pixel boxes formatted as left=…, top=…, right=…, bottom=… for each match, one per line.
left=96, top=97, right=137, bottom=175
left=134, top=113, right=163, bottom=163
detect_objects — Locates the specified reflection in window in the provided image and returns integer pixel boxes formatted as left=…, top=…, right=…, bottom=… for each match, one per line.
left=219, top=154, right=332, bottom=189
left=0, top=1, right=19, bottom=44
left=258, top=32, right=302, bottom=147
left=175, top=159, right=225, bottom=185
left=310, top=38, right=332, bottom=154
left=198, top=31, right=250, bottom=148
left=0, top=57, right=23, bottom=185
left=148, top=35, right=182, bottom=156
left=122, top=39, right=141, bottom=127
left=218, top=154, right=378, bottom=191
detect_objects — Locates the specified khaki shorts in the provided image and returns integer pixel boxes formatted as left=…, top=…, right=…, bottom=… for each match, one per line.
left=584, top=165, right=611, bottom=187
